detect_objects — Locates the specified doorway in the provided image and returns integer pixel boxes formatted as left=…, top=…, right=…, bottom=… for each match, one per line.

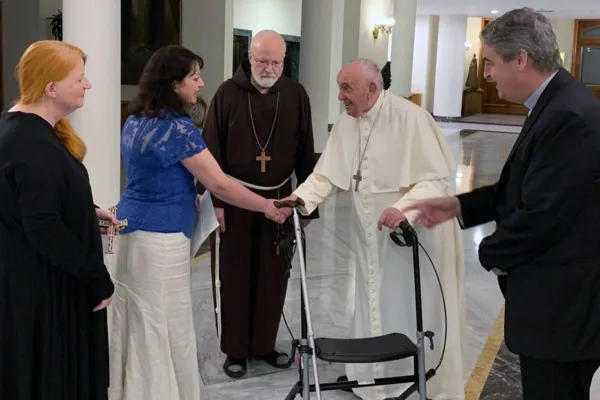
left=282, top=34, right=300, bottom=82
left=572, top=20, right=600, bottom=101
left=232, top=29, right=251, bottom=76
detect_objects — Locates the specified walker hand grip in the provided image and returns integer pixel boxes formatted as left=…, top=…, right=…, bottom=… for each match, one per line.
left=274, top=197, right=308, bottom=215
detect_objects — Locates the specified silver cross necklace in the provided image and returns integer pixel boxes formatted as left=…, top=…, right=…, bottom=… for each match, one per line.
left=353, top=92, right=385, bottom=191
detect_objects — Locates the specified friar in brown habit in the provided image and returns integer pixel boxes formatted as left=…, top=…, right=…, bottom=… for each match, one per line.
left=197, top=29, right=319, bottom=378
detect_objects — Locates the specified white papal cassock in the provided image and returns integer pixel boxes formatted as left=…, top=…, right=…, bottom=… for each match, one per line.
left=293, top=90, right=466, bottom=400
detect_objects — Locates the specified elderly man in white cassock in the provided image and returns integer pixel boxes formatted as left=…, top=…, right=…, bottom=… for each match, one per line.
left=284, top=58, right=466, bottom=400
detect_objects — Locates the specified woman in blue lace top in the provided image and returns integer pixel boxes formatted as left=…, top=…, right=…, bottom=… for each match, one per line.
left=106, top=46, right=290, bottom=400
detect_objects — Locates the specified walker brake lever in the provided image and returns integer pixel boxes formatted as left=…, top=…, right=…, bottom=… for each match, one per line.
left=425, top=331, right=435, bottom=350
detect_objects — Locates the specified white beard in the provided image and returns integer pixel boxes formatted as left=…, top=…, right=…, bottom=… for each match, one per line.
left=253, top=74, right=279, bottom=88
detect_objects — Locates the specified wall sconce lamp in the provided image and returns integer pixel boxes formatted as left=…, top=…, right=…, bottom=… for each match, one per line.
left=464, top=41, right=472, bottom=52
left=372, top=17, right=395, bottom=40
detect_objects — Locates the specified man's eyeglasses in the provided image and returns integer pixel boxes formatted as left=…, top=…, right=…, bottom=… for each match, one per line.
left=254, top=60, right=283, bottom=68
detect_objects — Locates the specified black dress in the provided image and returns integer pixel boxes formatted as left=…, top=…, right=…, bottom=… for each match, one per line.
left=0, top=111, right=114, bottom=399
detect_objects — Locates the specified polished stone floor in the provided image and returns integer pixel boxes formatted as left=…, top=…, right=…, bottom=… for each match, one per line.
left=460, top=113, right=526, bottom=127
left=437, top=121, right=521, bottom=135
left=187, top=127, right=519, bottom=399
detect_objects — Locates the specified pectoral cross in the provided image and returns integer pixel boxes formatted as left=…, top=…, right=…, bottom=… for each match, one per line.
left=256, top=151, right=271, bottom=173
left=353, top=169, right=362, bottom=192
left=102, top=206, right=128, bottom=254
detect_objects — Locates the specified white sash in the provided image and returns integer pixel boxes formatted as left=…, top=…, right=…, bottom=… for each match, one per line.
left=227, top=174, right=292, bottom=191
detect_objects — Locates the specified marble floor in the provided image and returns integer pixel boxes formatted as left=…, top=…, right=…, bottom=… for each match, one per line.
left=183, top=127, right=600, bottom=399
left=460, top=113, right=526, bottom=127
left=437, top=121, right=521, bottom=135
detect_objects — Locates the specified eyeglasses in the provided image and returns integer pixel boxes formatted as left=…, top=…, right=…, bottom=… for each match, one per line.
left=254, top=59, right=283, bottom=68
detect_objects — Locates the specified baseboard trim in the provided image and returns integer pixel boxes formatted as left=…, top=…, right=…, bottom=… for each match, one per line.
left=433, top=115, right=462, bottom=123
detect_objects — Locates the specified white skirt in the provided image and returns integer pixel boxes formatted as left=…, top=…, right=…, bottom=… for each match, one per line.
left=105, top=230, right=201, bottom=400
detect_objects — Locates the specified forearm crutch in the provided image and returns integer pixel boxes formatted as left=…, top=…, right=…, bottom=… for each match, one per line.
left=274, top=198, right=322, bottom=400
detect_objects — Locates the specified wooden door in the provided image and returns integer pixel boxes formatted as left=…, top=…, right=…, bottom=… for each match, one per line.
left=572, top=20, right=600, bottom=101
left=478, top=18, right=529, bottom=115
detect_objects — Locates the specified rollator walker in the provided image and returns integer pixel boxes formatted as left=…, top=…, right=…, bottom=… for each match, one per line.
left=273, top=198, right=438, bottom=400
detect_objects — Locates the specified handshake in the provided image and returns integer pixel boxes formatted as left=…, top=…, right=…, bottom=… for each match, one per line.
left=197, top=194, right=306, bottom=233
left=263, top=195, right=306, bottom=223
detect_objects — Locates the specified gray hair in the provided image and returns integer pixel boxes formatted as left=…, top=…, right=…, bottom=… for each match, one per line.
left=351, top=58, right=384, bottom=89
left=480, top=8, right=562, bottom=72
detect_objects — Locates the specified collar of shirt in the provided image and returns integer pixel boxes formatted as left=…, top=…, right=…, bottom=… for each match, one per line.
left=361, top=90, right=386, bottom=120
left=524, top=71, right=558, bottom=115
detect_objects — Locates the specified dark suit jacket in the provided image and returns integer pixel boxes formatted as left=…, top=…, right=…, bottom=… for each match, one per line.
left=457, top=68, right=600, bottom=362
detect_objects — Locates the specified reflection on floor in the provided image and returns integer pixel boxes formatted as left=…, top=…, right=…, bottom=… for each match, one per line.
left=460, top=113, right=526, bottom=127
left=438, top=121, right=521, bottom=135
left=189, top=129, right=600, bottom=399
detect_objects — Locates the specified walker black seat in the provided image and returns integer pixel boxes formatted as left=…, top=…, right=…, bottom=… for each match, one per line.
left=314, top=333, right=418, bottom=364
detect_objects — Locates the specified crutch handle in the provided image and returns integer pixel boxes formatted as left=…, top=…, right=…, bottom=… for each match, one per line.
left=274, top=197, right=308, bottom=216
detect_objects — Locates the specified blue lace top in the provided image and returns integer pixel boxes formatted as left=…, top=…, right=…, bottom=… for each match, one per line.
left=116, top=114, right=207, bottom=238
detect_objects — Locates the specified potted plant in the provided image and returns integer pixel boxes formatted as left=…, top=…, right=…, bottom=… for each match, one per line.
left=48, top=9, right=62, bottom=41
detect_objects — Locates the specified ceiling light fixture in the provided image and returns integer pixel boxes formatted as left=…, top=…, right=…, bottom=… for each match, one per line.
left=491, top=10, right=498, bottom=14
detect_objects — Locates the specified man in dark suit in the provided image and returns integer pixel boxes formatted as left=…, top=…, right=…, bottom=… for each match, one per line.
left=403, top=7, right=600, bottom=400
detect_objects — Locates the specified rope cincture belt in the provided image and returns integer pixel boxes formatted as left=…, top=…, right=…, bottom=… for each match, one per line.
left=227, top=174, right=292, bottom=191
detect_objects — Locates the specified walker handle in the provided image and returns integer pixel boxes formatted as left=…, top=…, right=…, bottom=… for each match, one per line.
left=274, top=197, right=308, bottom=216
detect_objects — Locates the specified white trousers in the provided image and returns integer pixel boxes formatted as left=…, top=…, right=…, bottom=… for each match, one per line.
left=105, top=231, right=201, bottom=400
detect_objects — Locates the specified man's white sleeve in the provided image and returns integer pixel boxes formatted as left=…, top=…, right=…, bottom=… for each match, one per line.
left=293, top=173, right=339, bottom=216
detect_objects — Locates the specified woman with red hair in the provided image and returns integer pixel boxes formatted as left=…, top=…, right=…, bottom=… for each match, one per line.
left=0, top=40, right=116, bottom=399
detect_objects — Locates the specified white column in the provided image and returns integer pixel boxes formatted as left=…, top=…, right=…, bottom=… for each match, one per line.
left=184, top=0, right=234, bottom=101
left=300, top=0, right=344, bottom=153
left=432, top=15, right=468, bottom=120
left=389, top=0, right=417, bottom=97
left=340, top=0, right=361, bottom=116
left=328, top=4, right=345, bottom=125
left=341, top=0, right=361, bottom=65
left=63, top=0, right=121, bottom=209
